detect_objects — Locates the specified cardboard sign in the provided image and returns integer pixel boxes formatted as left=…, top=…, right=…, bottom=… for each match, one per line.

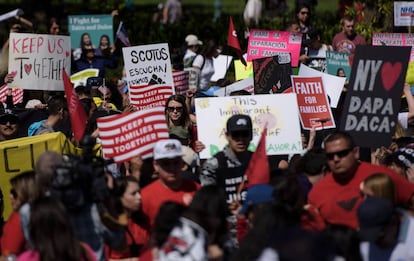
left=394, top=2, right=414, bottom=26
left=247, top=29, right=302, bottom=67
left=253, top=55, right=292, bottom=94
left=129, top=84, right=173, bottom=110
left=172, top=70, right=189, bottom=95
left=195, top=94, right=302, bottom=159
left=291, top=76, right=336, bottom=130
left=326, top=50, right=352, bottom=81
left=122, top=43, right=174, bottom=89
left=8, top=33, right=71, bottom=90
left=298, top=64, right=345, bottom=108
left=97, top=107, right=169, bottom=162
left=339, top=46, right=411, bottom=148
left=68, top=14, right=114, bottom=50
left=372, top=32, right=414, bottom=62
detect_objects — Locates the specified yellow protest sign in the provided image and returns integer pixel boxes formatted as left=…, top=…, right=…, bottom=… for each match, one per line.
left=234, top=60, right=253, bottom=81
left=406, top=61, right=414, bottom=85
left=0, top=132, right=82, bottom=219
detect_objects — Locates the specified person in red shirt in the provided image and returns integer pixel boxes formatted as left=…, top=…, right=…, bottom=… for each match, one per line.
left=141, top=139, right=200, bottom=227
left=308, top=131, right=414, bottom=229
left=332, top=15, right=366, bottom=53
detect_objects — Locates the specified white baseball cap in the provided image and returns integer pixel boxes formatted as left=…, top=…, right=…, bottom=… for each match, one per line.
left=153, top=139, right=183, bottom=160
left=185, top=34, right=202, bottom=46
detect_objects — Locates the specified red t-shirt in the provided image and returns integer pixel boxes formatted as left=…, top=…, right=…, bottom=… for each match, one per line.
left=1, top=211, right=26, bottom=255
left=141, top=179, right=200, bottom=227
left=308, top=162, right=414, bottom=229
left=107, top=218, right=150, bottom=259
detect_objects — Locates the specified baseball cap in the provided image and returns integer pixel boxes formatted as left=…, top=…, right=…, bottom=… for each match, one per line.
left=153, top=139, right=183, bottom=160
left=239, top=184, right=274, bottom=215
left=0, top=110, right=19, bottom=125
left=226, top=114, right=252, bottom=133
left=185, top=34, right=202, bottom=46
left=357, top=196, right=394, bottom=242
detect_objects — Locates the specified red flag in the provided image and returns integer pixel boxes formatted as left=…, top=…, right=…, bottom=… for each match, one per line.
left=62, top=70, right=87, bottom=141
left=245, top=128, right=270, bottom=187
left=227, top=16, right=247, bottom=66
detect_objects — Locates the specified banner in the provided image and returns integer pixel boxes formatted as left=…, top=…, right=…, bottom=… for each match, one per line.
left=339, top=46, right=411, bottom=148
left=394, top=2, right=414, bottom=26
left=253, top=55, right=292, bottom=94
left=97, top=107, right=169, bottom=162
left=0, top=132, right=81, bottom=218
left=326, top=50, right=352, bottom=81
left=68, top=14, right=114, bottom=50
left=247, top=29, right=302, bottom=67
left=372, top=32, right=414, bottom=62
left=291, top=76, right=336, bottom=130
left=172, top=70, right=189, bottom=95
left=298, top=64, right=345, bottom=108
left=211, top=54, right=233, bottom=82
left=128, top=84, right=173, bottom=110
left=195, top=94, right=302, bottom=159
left=8, top=33, right=71, bottom=91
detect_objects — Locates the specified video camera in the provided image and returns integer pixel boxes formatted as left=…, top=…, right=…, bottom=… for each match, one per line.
left=51, top=135, right=113, bottom=212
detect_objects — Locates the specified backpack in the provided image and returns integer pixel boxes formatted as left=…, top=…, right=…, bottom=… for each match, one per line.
left=28, top=120, right=46, bottom=136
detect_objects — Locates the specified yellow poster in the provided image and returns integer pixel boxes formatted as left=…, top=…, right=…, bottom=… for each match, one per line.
left=234, top=60, right=253, bottom=81
left=0, top=132, right=81, bottom=219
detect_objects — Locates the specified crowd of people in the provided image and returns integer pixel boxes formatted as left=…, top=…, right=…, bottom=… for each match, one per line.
left=0, top=1, right=414, bottom=261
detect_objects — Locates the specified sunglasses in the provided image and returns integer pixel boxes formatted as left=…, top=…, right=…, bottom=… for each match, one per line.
left=300, top=11, right=309, bottom=15
left=231, top=130, right=251, bottom=138
left=0, top=117, right=18, bottom=125
left=326, top=148, right=353, bottom=160
left=167, top=106, right=183, bottom=113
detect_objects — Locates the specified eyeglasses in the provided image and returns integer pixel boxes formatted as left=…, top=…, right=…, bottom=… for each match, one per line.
left=231, top=130, right=251, bottom=138
left=167, top=106, right=183, bottom=113
left=326, top=148, right=353, bottom=160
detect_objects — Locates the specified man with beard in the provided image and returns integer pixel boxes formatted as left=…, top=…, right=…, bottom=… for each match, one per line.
left=308, top=131, right=414, bottom=229
left=0, top=110, right=19, bottom=141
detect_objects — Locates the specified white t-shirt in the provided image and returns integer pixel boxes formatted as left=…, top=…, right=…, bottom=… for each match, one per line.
left=192, top=55, right=214, bottom=90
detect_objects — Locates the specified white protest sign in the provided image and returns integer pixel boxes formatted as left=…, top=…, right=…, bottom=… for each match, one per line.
left=0, top=9, right=23, bottom=23
left=70, top=69, right=99, bottom=88
left=214, top=77, right=254, bottom=97
left=298, top=64, right=345, bottom=108
left=195, top=94, right=302, bottom=159
left=122, top=43, right=174, bottom=88
left=394, top=2, right=414, bottom=26
left=211, top=54, right=233, bottom=82
left=8, top=33, right=71, bottom=91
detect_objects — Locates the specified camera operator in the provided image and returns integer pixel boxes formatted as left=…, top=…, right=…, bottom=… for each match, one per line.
left=19, top=138, right=126, bottom=261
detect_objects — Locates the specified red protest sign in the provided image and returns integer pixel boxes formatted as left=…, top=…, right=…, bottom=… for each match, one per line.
left=129, top=84, right=173, bottom=111
left=96, top=107, right=169, bottom=162
left=172, top=70, right=189, bottom=95
left=291, top=76, right=336, bottom=130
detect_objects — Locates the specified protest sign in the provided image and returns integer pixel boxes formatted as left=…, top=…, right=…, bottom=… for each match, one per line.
left=394, top=2, right=414, bottom=26
left=172, top=70, right=189, bottom=95
left=298, top=64, right=345, bottom=108
left=97, top=107, right=169, bottom=162
left=128, top=84, right=173, bottom=110
left=247, top=29, right=302, bottom=67
left=8, top=33, right=71, bottom=91
left=211, top=54, right=233, bottom=82
left=0, top=132, right=82, bottom=219
left=70, top=68, right=99, bottom=88
left=339, top=46, right=411, bottom=148
left=253, top=55, right=292, bottom=94
left=122, top=43, right=174, bottom=88
left=372, top=32, right=414, bottom=62
left=195, top=94, right=302, bottom=159
left=0, top=9, right=23, bottom=23
left=291, top=76, right=336, bottom=130
left=68, top=14, right=113, bottom=50
left=234, top=60, right=253, bottom=81
left=326, top=50, right=352, bottom=81
left=214, top=77, right=254, bottom=97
